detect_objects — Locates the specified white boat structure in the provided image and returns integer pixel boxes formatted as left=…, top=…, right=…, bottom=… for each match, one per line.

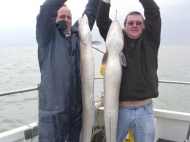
left=0, top=80, right=190, bottom=142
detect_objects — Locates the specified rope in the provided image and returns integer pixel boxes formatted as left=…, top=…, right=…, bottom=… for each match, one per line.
left=115, top=0, right=118, bottom=21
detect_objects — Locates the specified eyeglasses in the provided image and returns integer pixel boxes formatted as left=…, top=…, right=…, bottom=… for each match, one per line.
left=127, top=21, right=143, bottom=26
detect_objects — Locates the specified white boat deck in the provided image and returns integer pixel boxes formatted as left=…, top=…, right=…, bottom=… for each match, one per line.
left=0, top=80, right=190, bottom=142
left=154, top=109, right=190, bottom=142
left=1, top=108, right=189, bottom=142
left=0, top=122, right=38, bottom=142
left=95, top=107, right=190, bottom=142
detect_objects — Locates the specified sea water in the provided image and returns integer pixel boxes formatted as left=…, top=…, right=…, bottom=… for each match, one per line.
left=0, top=45, right=190, bottom=133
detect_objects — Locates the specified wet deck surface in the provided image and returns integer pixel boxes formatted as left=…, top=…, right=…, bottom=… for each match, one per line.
left=157, top=138, right=177, bottom=142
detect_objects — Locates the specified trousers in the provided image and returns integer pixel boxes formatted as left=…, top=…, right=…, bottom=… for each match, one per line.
left=103, top=101, right=155, bottom=142
left=117, top=101, right=155, bottom=142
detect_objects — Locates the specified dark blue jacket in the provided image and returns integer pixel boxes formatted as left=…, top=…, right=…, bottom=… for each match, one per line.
left=36, top=0, right=99, bottom=120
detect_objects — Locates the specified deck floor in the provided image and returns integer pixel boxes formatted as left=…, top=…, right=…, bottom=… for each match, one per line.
left=157, top=138, right=177, bottom=142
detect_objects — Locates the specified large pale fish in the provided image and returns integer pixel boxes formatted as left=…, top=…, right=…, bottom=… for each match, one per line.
left=78, top=14, right=95, bottom=142
left=103, top=20, right=126, bottom=142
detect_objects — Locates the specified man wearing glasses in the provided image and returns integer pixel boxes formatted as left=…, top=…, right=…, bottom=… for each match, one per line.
left=96, top=0, right=161, bottom=141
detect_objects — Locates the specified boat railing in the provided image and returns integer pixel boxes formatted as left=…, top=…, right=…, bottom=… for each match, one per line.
left=0, top=85, right=40, bottom=97
left=0, top=79, right=190, bottom=142
left=0, top=79, right=190, bottom=97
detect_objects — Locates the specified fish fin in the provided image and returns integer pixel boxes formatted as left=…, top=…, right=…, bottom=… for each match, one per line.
left=91, top=101, right=96, bottom=140
left=79, top=129, right=83, bottom=142
left=120, top=52, right=127, bottom=67
left=100, top=52, right=108, bottom=76
left=92, top=41, right=101, bottom=45
left=102, top=51, right=108, bottom=65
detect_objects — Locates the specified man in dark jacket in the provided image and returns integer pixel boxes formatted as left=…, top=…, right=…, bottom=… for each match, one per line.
left=96, top=0, right=161, bottom=141
left=36, top=0, right=100, bottom=141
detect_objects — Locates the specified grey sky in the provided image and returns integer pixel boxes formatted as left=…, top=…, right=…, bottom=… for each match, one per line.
left=0, top=0, right=189, bottom=47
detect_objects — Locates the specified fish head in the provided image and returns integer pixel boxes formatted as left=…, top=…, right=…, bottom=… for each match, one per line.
left=106, top=20, right=124, bottom=53
left=78, top=14, right=91, bottom=43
